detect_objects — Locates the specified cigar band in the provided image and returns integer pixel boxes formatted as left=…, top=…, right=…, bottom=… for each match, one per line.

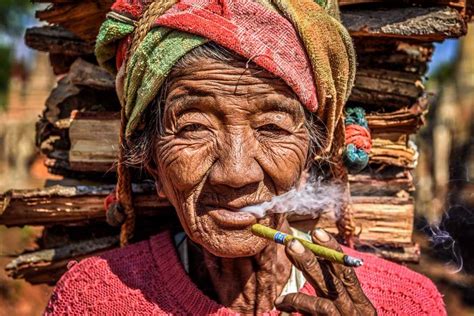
left=274, top=232, right=287, bottom=244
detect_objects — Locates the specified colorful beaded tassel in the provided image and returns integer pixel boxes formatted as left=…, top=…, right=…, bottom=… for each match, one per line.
left=343, top=107, right=372, bottom=173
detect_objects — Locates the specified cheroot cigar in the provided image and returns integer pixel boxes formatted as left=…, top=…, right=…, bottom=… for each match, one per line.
left=251, top=224, right=363, bottom=267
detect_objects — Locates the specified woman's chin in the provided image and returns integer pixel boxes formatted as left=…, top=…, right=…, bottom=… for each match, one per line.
left=201, top=233, right=269, bottom=258
left=192, top=221, right=270, bottom=257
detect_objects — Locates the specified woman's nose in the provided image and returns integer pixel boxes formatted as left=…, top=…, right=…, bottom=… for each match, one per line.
left=208, top=134, right=264, bottom=189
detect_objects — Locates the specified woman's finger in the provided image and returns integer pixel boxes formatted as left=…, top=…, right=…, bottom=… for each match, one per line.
left=286, top=239, right=359, bottom=314
left=311, top=228, right=358, bottom=292
left=319, top=262, right=359, bottom=315
left=285, top=239, right=329, bottom=297
left=275, top=293, right=341, bottom=316
left=312, top=229, right=375, bottom=310
left=311, top=228, right=343, bottom=252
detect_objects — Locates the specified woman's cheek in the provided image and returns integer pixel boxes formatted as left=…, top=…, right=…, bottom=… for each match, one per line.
left=158, top=139, right=216, bottom=192
left=258, top=136, right=309, bottom=189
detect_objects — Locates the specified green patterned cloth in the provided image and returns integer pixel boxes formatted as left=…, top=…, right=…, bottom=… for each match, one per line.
left=96, top=18, right=207, bottom=135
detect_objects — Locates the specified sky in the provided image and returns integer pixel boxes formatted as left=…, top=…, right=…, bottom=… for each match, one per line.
left=427, top=39, right=460, bottom=77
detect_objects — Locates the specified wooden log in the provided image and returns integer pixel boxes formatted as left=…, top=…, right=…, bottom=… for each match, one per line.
left=6, top=236, right=119, bottom=285
left=44, top=76, right=81, bottom=123
left=6, top=235, right=119, bottom=274
left=42, top=157, right=119, bottom=181
left=36, top=59, right=119, bottom=177
left=43, top=59, right=118, bottom=125
left=342, top=6, right=467, bottom=41
left=0, top=184, right=414, bottom=246
left=354, top=41, right=433, bottom=75
left=49, top=53, right=80, bottom=75
left=0, top=184, right=171, bottom=227
left=366, top=98, right=428, bottom=134
left=349, top=169, right=414, bottom=196
left=349, top=68, right=424, bottom=107
left=69, top=111, right=120, bottom=171
left=68, top=59, right=115, bottom=90
left=35, top=0, right=115, bottom=42
left=43, top=158, right=74, bottom=176
left=358, top=68, right=422, bottom=89
left=370, top=138, right=418, bottom=168
left=339, top=0, right=466, bottom=10
left=25, top=26, right=95, bottom=56
left=291, top=196, right=415, bottom=246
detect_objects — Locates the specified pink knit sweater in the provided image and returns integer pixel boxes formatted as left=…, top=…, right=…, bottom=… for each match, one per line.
left=44, top=232, right=446, bottom=315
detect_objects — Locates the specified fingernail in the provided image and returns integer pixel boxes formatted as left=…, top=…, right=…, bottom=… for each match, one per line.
left=313, top=228, right=330, bottom=242
left=289, top=239, right=305, bottom=254
left=275, top=296, right=284, bottom=304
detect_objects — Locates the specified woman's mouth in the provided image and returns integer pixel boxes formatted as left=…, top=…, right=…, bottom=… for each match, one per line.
left=204, top=205, right=257, bottom=228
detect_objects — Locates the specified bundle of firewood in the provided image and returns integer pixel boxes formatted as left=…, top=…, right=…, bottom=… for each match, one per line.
left=0, top=0, right=472, bottom=285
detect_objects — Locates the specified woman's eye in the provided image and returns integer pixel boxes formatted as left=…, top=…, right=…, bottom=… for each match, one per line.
left=256, top=124, right=290, bottom=136
left=177, top=123, right=208, bottom=136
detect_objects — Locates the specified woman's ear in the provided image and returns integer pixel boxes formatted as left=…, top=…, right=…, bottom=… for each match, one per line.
left=155, top=178, right=167, bottom=199
left=144, top=158, right=167, bottom=199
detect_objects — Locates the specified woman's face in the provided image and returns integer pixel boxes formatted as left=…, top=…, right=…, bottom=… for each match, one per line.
left=151, top=55, right=310, bottom=257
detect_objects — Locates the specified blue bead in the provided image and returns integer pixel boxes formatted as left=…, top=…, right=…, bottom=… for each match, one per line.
left=274, top=232, right=287, bottom=244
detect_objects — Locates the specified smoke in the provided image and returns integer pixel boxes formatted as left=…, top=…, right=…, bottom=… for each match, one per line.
left=240, top=179, right=345, bottom=219
left=424, top=219, right=464, bottom=273
left=239, top=178, right=466, bottom=273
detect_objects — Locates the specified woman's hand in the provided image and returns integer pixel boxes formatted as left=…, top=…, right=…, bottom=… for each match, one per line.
left=275, top=229, right=377, bottom=315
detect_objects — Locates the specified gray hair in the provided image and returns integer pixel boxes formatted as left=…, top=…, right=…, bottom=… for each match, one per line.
left=127, top=43, right=327, bottom=172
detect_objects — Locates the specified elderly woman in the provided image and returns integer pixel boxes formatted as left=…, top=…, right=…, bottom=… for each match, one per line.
left=45, top=0, right=446, bottom=315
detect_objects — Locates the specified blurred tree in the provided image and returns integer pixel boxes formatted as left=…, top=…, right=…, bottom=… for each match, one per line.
left=0, top=46, right=12, bottom=107
left=0, top=0, right=33, bottom=109
left=0, top=0, right=33, bottom=36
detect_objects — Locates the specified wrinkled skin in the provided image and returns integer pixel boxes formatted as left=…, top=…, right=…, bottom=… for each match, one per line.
left=147, top=56, right=376, bottom=315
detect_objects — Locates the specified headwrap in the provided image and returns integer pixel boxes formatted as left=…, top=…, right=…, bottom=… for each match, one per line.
left=95, top=0, right=356, bottom=245
left=96, top=0, right=355, bottom=155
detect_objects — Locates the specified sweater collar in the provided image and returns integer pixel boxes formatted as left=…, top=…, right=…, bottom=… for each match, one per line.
left=148, top=231, right=281, bottom=315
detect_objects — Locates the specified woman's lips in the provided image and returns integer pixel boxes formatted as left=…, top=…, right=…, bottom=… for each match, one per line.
left=205, top=206, right=257, bottom=228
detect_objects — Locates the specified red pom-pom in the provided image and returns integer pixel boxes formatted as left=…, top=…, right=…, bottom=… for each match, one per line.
left=345, top=124, right=372, bottom=152
left=104, top=189, right=118, bottom=213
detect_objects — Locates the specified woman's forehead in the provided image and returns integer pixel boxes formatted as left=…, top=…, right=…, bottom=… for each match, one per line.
left=164, top=56, right=304, bottom=117
left=166, top=91, right=304, bottom=120
left=168, top=55, right=287, bottom=88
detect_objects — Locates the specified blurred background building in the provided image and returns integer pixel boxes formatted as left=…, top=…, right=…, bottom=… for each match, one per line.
left=0, top=2, right=55, bottom=315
